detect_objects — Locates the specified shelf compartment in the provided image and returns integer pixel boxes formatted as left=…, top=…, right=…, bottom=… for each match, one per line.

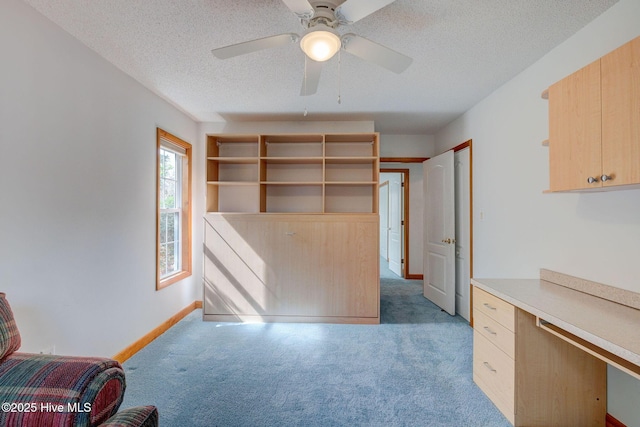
left=262, top=184, right=323, bottom=213
left=262, top=161, right=323, bottom=183
left=262, top=134, right=324, bottom=157
left=325, top=184, right=377, bottom=213
left=325, top=161, right=377, bottom=182
left=208, top=160, right=258, bottom=183
left=206, top=183, right=260, bottom=213
left=325, top=134, right=377, bottom=157
left=207, top=135, right=259, bottom=158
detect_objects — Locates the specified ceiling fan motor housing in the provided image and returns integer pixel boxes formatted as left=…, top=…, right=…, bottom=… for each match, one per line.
left=303, top=1, right=341, bottom=29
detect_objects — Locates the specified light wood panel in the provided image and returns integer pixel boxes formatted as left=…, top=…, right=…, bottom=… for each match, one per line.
left=548, top=59, right=602, bottom=191
left=203, top=213, right=379, bottom=323
left=473, top=287, right=515, bottom=331
left=473, top=310, right=515, bottom=359
left=474, top=331, right=515, bottom=424
left=515, top=309, right=606, bottom=426
left=601, top=36, right=640, bottom=187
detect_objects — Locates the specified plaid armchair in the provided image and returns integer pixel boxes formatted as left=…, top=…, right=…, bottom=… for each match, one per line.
left=0, top=293, right=157, bottom=427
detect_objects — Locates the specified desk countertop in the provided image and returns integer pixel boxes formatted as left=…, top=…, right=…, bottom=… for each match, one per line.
left=471, top=278, right=640, bottom=367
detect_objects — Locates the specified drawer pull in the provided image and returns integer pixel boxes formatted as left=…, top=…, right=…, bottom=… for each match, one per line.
left=483, top=326, right=497, bottom=335
left=483, top=303, right=497, bottom=311
left=483, top=362, right=497, bottom=373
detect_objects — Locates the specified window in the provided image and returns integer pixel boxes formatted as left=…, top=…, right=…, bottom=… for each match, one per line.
left=157, top=128, right=192, bottom=289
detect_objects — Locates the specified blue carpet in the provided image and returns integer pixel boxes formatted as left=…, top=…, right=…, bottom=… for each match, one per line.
left=122, top=267, right=511, bottom=426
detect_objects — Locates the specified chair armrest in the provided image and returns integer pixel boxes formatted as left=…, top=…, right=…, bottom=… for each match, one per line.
left=0, top=353, right=125, bottom=426
left=99, top=406, right=158, bottom=427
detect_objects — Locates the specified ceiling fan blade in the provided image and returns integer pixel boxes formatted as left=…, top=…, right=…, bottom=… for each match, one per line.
left=341, top=33, right=412, bottom=74
left=281, top=0, right=315, bottom=20
left=336, top=0, right=396, bottom=24
left=300, top=58, right=322, bottom=96
left=212, top=33, right=299, bottom=59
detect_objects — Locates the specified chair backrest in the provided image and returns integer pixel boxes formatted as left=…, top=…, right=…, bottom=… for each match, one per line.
left=0, top=293, right=22, bottom=360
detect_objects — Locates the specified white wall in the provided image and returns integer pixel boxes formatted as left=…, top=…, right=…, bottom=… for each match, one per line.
left=381, top=135, right=436, bottom=276
left=0, top=0, right=200, bottom=357
left=434, top=0, right=640, bottom=423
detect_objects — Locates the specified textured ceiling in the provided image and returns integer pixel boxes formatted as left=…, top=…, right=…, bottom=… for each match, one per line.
left=21, top=0, right=617, bottom=134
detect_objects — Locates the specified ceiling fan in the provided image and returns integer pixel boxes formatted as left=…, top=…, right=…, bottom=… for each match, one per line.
left=212, top=0, right=413, bottom=96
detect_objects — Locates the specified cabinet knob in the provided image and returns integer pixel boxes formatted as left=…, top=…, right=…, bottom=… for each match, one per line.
left=587, top=176, right=599, bottom=184
left=601, top=174, right=612, bottom=182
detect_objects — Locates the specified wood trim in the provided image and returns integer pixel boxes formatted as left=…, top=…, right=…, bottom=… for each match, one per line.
left=406, top=274, right=424, bottom=280
left=606, top=413, right=627, bottom=427
left=380, top=157, right=429, bottom=163
left=112, top=300, right=202, bottom=364
left=381, top=168, right=410, bottom=278
left=157, top=128, right=193, bottom=290
left=452, top=140, right=471, bottom=152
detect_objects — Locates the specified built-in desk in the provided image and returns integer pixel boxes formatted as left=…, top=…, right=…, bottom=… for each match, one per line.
left=471, top=272, right=640, bottom=427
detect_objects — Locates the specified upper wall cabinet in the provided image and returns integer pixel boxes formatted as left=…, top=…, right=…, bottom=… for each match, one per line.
left=547, top=36, right=640, bottom=192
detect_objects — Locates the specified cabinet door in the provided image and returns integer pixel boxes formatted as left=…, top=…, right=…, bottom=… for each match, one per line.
left=601, top=36, right=640, bottom=187
left=270, top=218, right=379, bottom=318
left=204, top=215, right=379, bottom=319
left=548, top=60, right=602, bottom=191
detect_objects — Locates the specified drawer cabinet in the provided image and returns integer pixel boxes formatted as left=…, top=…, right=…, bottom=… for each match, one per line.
left=473, top=330, right=515, bottom=422
left=472, top=286, right=606, bottom=426
left=473, top=288, right=517, bottom=424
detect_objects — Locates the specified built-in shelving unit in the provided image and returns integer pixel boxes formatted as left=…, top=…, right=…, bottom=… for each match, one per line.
left=206, top=133, right=380, bottom=214
left=203, top=132, right=380, bottom=324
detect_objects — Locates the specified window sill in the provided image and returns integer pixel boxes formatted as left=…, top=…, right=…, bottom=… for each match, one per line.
left=157, top=270, right=191, bottom=290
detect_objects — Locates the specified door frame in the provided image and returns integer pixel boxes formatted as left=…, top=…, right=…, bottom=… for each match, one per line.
left=380, top=168, right=410, bottom=278
left=379, top=180, right=390, bottom=261
left=380, top=147, right=473, bottom=291
left=451, top=140, right=474, bottom=324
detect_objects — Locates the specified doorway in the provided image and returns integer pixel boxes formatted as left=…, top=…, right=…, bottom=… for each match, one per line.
left=379, top=169, right=410, bottom=278
left=421, top=141, right=473, bottom=321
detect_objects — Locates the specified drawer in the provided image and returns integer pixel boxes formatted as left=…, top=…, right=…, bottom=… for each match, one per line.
left=473, top=310, right=515, bottom=359
left=473, top=287, right=515, bottom=331
left=473, top=331, right=515, bottom=424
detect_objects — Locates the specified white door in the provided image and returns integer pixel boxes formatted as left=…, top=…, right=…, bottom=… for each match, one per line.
left=388, top=173, right=403, bottom=276
left=379, top=181, right=389, bottom=261
left=454, top=148, right=471, bottom=321
left=423, top=151, right=456, bottom=315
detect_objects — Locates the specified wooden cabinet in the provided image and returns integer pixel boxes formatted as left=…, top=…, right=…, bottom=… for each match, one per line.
left=601, top=36, right=640, bottom=188
left=547, top=36, right=640, bottom=191
left=204, top=132, right=380, bottom=324
left=472, top=287, right=606, bottom=426
left=203, top=213, right=379, bottom=323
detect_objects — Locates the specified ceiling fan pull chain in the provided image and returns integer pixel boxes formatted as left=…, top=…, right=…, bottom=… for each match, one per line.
left=304, top=56, right=309, bottom=116
left=337, top=49, right=342, bottom=104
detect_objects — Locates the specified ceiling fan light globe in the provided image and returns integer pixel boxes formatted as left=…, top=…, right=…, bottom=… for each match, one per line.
left=300, top=30, right=341, bottom=62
